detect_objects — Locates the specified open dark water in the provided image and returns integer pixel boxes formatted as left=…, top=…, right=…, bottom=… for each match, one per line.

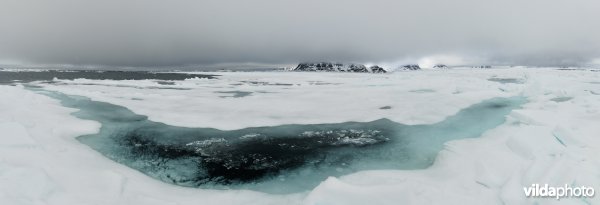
left=0, top=70, right=216, bottom=84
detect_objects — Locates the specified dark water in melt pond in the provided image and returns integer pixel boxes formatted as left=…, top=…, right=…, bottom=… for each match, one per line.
left=34, top=88, right=526, bottom=194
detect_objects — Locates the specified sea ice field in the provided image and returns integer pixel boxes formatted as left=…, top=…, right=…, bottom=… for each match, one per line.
left=1, top=68, right=600, bottom=205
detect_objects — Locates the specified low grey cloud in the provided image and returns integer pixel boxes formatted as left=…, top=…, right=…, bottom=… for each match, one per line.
left=1, top=0, right=599, bottom=68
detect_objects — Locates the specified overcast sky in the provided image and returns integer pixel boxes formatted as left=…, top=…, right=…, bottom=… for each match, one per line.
left=1, top=0, right=599, bottom=68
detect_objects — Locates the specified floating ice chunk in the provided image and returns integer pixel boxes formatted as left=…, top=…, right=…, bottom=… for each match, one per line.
left=329, top=130, right=388, bottom=146
left=186, top=138, right=227, bottom=147
left=240, top=133, right=262, bottom=139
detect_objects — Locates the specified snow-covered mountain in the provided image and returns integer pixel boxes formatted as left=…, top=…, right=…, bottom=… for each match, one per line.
left=433, top=64, right=448, bottom=69
left=292, top=62, right=387, bottom=73
left=398, top=64, right=421, bottom=70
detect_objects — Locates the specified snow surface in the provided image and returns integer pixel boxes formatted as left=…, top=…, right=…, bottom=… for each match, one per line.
left=1, top=68, right=600, bottom=204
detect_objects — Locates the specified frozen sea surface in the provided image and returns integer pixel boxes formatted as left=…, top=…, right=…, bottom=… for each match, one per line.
left=2, top=68, right=600, bottom=205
